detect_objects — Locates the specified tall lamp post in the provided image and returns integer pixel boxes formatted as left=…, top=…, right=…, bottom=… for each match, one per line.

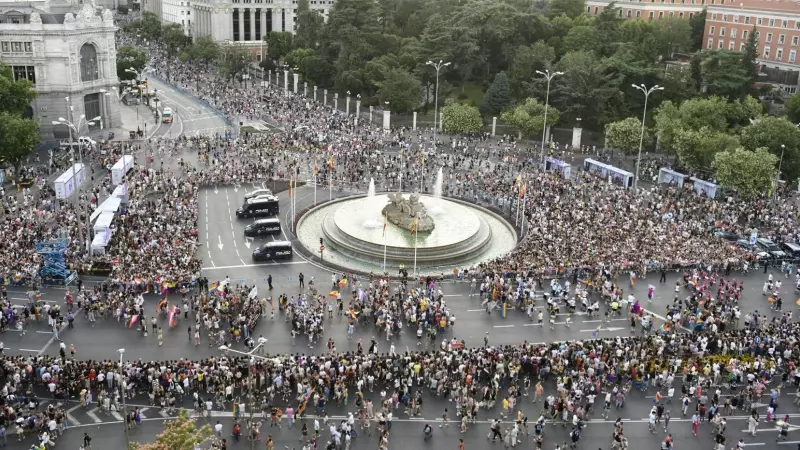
left=53, top=113, right=100, bottom=256
left=774, top=143, right=786, bottom=203
left=632, top=83, right=664, bottom=190
left=117, top=348, right=131, bottom=449
left=220, top=343, right=267, bottom=450
left=535, top=69, right=563, bottom=164
left=125, top=67, right=151, bottom=132
left=426, top=60, right=450, bottom=148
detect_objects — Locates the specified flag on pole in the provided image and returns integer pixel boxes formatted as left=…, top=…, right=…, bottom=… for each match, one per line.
left=591, top=324, right=602, bottom=339
left=420, top=150, right=424, bottom=165
left=233, top=402, right=240, bottom=418
left=314, top=160, right=319, bottom=176
left=289, top=176, right=293, bottom=197
left=512, top=174, right=522, bottom=191
left=128, top=314, right=139, bottom=328
left=501, top=302, right=507, bottom=318
left=410, top=217, right=419, bottom=236
left=382, top=222, right=387, bottom=237
left=328, top=154, right=334, bottom=169
left=519, top=183, right=527, bottom=199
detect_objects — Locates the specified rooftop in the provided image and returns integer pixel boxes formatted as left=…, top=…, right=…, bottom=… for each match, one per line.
left=711, top=0, right=800, bottom=13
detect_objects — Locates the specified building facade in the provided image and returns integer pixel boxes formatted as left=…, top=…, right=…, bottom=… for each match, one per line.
left=0, top=0, right=121, bottom=139
left=162, top=0, right=192, bottom=35
left=141, top=0, right=162, bottom=18
left=703, top=0, right=800, bottom=76
left=586, top=0, right=704, bottom=20
left=191, top=0, right=332, bottom=43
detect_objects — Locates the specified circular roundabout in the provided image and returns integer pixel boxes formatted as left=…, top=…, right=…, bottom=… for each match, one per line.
left=295, top=193, right=518, bottom=275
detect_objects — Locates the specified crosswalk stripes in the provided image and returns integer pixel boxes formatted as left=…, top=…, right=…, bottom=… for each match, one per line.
left=86, top=407, right=102, bottom=423
left=138, top=407, right=149, bottom=419
left=111, top=411, right=124, bottom=421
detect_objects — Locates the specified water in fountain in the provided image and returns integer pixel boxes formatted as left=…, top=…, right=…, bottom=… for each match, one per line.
left=367, top=178, right=376, bottom=197
left=433, top=168, right=443, bottom=198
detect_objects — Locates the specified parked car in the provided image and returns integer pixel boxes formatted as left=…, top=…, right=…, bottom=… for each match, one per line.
left=780, top=242, right=800, bottom=262
left=714, top=231, right=740, bottom=245
left=756, top=237, right=789, bottom=261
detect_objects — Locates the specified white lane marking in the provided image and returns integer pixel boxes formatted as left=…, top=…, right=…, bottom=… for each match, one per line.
left=87, top=407, right=102, bottom=423
left=493, top=325, right=514, bottom=328
left=201, top=261, right=311, bottom=270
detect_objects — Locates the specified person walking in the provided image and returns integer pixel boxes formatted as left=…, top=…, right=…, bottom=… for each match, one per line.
left=299, top=273, right=304, bottom=289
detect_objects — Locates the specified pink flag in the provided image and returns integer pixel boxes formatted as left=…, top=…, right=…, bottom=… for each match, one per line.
left=128, top=314, right=139, bottom=328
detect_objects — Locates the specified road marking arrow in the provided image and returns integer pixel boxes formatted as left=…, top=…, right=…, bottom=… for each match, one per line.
left=214, top=185, right=219, bottom=195
left=159, top=410, right=171, bottom=418
left=579, top=327, right=624, bottom=333
left=244, top=237, right=253, bottom=249
left=86, top=407, right=102, bottom=423
left=234, top=184, right=239, bottom=192
left=218, top=236, right=224, bottom=250
left=66, top=405, right=81, bottom=426
left=138, top=407, right=149, bottom=419
left=111, top=411, right=124, bottom=421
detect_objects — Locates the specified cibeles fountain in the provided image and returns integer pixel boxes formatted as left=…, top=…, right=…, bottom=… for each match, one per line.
left=295, top=169, right=517, bottom=275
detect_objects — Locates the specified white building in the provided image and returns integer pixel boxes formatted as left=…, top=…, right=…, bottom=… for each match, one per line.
left=162, top=0, right=192, bottom=35
left=191, top=0, right=333, bottom=43
left=0, top=0, right=121, bottom=139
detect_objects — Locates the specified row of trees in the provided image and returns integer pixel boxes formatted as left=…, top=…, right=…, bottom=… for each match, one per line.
left=261, top=0, right=757, bottom=129
left=0, top=63, right=40, bottom=182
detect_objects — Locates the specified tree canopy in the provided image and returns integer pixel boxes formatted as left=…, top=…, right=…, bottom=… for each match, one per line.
left=0, top=63, right=39, bottom=182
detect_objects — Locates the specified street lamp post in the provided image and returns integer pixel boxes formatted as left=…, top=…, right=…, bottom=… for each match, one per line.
left=632, top=84, right=664, bottom=190
left=535, top=69, right=564, bottom=164
left=426, top=60, right=450, bottom=149
left=53, top=112, right=100, bottom=256
left=125, top=67, right=151, bottom=133
left=117, top=348, right=131, bottom=449
left=219, top=343, right=266, bottom=450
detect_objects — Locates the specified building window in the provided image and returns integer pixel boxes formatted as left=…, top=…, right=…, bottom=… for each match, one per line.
left=783, top=20, right=788, bottom=28
left=743, top=30, right=748, bottom=40
left=745, top=16, right=750, bottom=24
left=779, top=34, right=785, bottom=44
left=0, top=42, right=8, bottom=53
left=733, top=14, right=738, bottom=23
left=722, top=14, right=727, bottom=22
left=777, top=48, right=783, bottom=60
left=740, top=42, right=745, bottom=51
left=720, top=27, right=725, bottom=36
left=626, top=9, right=631, bottom=17
left=731, top=28, right=736, bottom=38
left=709, top=26, right=715, bottom=35
left=669, top=11, right=673, bottom=17
left=712, top=13, right=717, bottom=20
left=636, top=10, right=641, bottom=17
left=659, top=11, right=663, bottom=18
left=79, top=43, right=99, bottom=82
left=757, top=17, right=762, bottom=25
left=689, top=12, right=694, bottom=18
left=755, top=31, right=760, bottom=40
left=764, top=46, right=770, bottom=58
left=708, top=38, right=713, bottom=49
left=769, top=19, right=775, bottom=27
left=729, top=41, right=735, bottom=50
left=718, top=39, right=724, bottom=49
left=649, top=11, right=654, bottom=18
left=766, top=32, right=772, bottom=43
left=793, top=36, right=799, bottom=46
left=790, top=49, right=797, bottom=63
left=679, top=12, right=684, bottom=18
left=12, top=66, right=35, bottom=84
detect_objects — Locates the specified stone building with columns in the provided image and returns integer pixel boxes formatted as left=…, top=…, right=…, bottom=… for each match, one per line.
left=191, top=0, right=333, bottom=43
left=0, top=0, right=121, bottom=139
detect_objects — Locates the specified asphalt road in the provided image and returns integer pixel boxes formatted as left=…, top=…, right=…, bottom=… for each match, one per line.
left=147, top=76, right=231, bottom=140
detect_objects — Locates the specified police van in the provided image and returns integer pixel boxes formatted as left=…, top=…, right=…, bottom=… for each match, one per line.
left=252, top=241, right=293, bottom=261
left=243, top=189, right=273, bottom=201
left=236, top=197, right=279, bottom=219
left=244, top=218, right=282, bottom=237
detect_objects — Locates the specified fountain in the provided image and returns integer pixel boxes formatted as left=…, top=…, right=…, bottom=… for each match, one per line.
left=367, top=178, right=376, bottom=197
left=433, top=167, right=443, bottom=199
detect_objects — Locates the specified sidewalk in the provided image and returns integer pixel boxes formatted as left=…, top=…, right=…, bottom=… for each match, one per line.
left=93, top=102, right=160, bottom=142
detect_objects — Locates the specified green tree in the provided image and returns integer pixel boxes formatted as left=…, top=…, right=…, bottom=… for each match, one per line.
left=0, top=63, right=36, bottom=115
left=605, top=117, right=646, bottom=155
left=741, top=25, right=759, bottom=98
left=694, top=50, right=752, bottom=101
left=739, top=116, right=800, bottom=181
left=500, top=98, right=560, bottom=138
left=218, top=43, right=252, bottom=81
left=139, top=11, right=162, bottom=40
left=688, top=8, right=707, bottom=51
left=267, top=31, right=294, bottom=62
left=0, top=112, right=39, bottom=182
left=713, top=147, right=777, bottom=199
left=130, top=410, right=212, bottom=450
left=377, top=68, right=421, bottom=114
left=509, top=41, right=555, bottom=98
left=162, top=23, right=191, bottom=56
left=441, top=99, right=483, bottom=133
left=785, top=91, right=800, bottom=124
left=294, top=0, right=326, bottom=49
left=116, top=46, right=148, bottom=82
left=672, top=127, right=740, bottom=171
left=653, top=17, right=693, bottom=58
left=552, top=50, right=622, bottom=130
left=188, top=36, right=220, bottom=68
left=562, top=25, right=600, bottom=54
left=547, top=0, right=586, bottom=19
left=482, top=71, right=511, bottom=116
left=285, top=48, right=316, bottom=75
left=653, top=96, right=744, bottom=156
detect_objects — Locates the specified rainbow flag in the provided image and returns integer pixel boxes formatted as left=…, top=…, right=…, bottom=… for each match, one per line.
left=519, top=183, right=527, bottom=199
left=233, top=402, right=240, bottom=418
left=501, top=302, right=507, bottom=318
left=512, top=174, right=522, bottom=191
